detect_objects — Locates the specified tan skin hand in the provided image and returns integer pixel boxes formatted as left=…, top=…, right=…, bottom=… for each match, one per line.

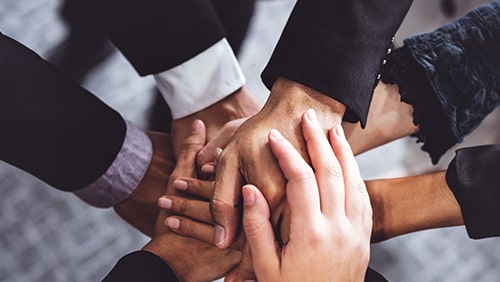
left=171, top=86, right=260, bottom=158
left=211, top=77, right=346, bottom=251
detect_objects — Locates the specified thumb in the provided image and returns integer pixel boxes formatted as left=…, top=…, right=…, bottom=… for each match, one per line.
left=242, top=185, right=279, bottom=279
left=197, top=118, right=247, bottom=166
left=176, top=119, right=206, bottom=172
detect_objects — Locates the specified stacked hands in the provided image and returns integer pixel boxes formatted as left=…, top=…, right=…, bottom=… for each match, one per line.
left=148, top=108, right=372, bottom=281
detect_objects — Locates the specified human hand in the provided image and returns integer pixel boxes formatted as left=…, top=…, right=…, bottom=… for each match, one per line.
left=341, top=82, right=418, bottom=156
left=158, top=176, right=246, bottom=251
left=113, top=131, right=174, bottom=237
left=171, top=86, right=260, bottom=158
left=243, top=109, right=372, bottom=281
left=143, top=120, right=240, bottom=281
left=211, top=77, right=346, bottom=250
left=197, top=117, right=248, bottom=174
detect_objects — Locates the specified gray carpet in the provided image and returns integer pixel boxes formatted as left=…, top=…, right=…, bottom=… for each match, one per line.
left=1, top=0, right=499, bottom=281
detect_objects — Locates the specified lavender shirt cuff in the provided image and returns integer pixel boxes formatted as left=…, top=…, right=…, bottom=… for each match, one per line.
left=74, top=121, right=153, bottom=208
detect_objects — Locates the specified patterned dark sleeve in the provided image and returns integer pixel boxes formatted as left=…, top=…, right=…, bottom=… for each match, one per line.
left=383, top=1, right=500, bottom=163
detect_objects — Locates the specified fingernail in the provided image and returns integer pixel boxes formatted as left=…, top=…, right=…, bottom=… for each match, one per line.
left=305, top=108, right=317, bottom=122
left=215, top=147, right=223, bottom=158
left=334, top=124, right=345, bottom=139
left=166, top=217, right=180, bottom=229
left=201, top=164, right=215, bottom=174
left=269, top=128, right=283, bottom=140
left=215, top=225, right=226, bottom=247
left=174, top=179, right=188, bottom=190
left=243, top=186, right=256, bottom=207
left=158, top=197, right=172, bottom=209
left=191, top=119, right=203, bottom=134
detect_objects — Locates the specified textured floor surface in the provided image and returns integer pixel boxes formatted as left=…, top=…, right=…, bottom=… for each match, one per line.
left=1, top=0, right=499, bottom=281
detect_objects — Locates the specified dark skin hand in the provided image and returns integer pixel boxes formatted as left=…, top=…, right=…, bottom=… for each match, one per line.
left=142, top=120, right=241, bottom=281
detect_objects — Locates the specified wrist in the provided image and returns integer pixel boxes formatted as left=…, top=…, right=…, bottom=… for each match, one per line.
left=263, top=77, right=346, bottom=128
left=365, top=180, right=388, bottom=242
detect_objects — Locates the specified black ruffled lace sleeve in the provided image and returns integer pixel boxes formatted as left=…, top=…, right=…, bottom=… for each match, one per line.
left=382, top=45, right=456, bottom=164
left=382, top=1, right=500, bottom=164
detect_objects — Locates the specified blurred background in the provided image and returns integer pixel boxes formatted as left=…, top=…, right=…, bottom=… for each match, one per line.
left=1, top=0, right=499, bottom=281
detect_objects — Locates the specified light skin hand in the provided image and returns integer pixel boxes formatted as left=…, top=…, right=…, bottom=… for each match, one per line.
left=171, top=86, right=260, bottom=158
left=243, top=109, right=372, bottom=282
left=211, top=77, right=346, bottom=251
left=342, top=82, right=418, bottom=155
left=113, top=131, right=174, bottom=237
left=142, top=120, right=240, bottom=282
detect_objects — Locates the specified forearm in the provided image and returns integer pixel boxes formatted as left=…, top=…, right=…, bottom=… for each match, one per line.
left=0, top=32, right=125, bottom=191
left=343, top=82, right=418, bottom=156
left=367, top=171, right=463, bottom=242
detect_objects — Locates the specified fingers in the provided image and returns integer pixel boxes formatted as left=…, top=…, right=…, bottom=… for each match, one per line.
left=267, top=128, right=320, bottom=225
left=158, top=195, right=212, bottom=224
left=175, top=119, right=207, bottom=176
left=164, top=215, right=215, bottom=244
left=329, top=125, right=372, bottom=229
left=197, top=118, right=247, bottom=166
left=242, top=185, right=279, bottom=279
left=301, top=109, right=345, bottom=216
left=211, top=149, right=243, bottom=248
left=173, top=177, right=214, bottom=200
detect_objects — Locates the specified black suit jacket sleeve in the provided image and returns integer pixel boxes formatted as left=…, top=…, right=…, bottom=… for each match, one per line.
left=446, top=145, right=500, bottom=239
left=89, top=0, right=226, bottom=76
left=103, top=251, right=179, bottom=282
left=262, top=0, right=413, bottom=126
left=0, top=33, right=125, bottom=191
left=103, top=250, right=387, bottom=282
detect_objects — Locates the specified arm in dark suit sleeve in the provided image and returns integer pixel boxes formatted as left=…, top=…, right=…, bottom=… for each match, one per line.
left=262, top=0, right=413, bottom=126
left=446, top=145, right=500, bottom=239
left=102, top=251, right=179, bottom=282
left=0, top=33, right=125, bottom=191
left=88, top=0, right=226, bottom=76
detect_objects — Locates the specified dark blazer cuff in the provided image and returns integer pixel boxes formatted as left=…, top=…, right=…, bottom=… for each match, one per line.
left=446, top=145, right=500, bottom=239
left=261, top=0, right=412, bottom=127
left=102, top=251, right=179, bottom=282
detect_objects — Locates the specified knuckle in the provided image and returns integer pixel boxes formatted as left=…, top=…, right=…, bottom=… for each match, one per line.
left=177, top=199, right=189, bottom=215
left=291, top=167, right=315, bottom=183
left=351, top=181, right=367, bottom=194
left=210, top=198, right=234, bottom=215
left=324, top=162, right=343, bottom=179
left=180, top=141, right=202, bottom=153
left=197, top=149, right=210, bottom=165
left=243, top=216, right=267, bottom=238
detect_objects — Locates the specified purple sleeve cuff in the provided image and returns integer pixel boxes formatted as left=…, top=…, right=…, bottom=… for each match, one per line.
left=74, top=121, right=153, bottom=208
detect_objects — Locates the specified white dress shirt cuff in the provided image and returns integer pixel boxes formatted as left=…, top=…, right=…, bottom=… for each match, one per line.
left=74, top=121, right=152, bottom=208
left=154, top=38, right=246, bottom=119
